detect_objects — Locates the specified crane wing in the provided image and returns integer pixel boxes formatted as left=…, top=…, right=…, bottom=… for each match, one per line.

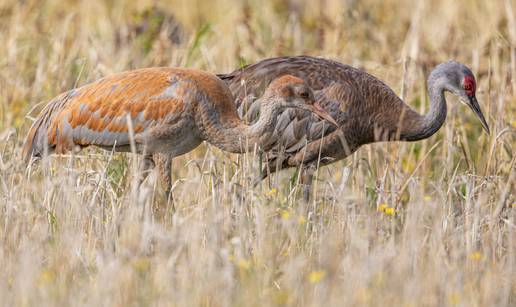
left=39, top=68, right=186, bottom=154
left=236, top=82, right=351, bottom=160
left=217, top=55, right=358, bottom=108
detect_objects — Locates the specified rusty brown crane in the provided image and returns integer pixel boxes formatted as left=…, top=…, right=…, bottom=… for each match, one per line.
left=23, top=68, right=336, bottom=201
left=218, top=56, right=490, bottom=200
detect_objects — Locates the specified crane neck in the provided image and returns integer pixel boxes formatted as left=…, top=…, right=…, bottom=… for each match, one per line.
left=400, top=75, right=448, bottom=141
left=200, top=98, right=281, bottom=154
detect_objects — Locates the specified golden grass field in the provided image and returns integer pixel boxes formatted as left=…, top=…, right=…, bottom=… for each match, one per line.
left=0, top=0, right=515, bottom=306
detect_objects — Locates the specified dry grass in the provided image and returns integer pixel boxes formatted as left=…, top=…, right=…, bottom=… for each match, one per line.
left=0, top=0, right=515, bottom=306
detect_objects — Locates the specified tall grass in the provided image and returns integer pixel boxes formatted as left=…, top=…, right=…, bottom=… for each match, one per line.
left=0, top=0, right=514, bottom=306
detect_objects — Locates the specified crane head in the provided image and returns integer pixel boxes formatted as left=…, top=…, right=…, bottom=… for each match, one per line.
left=434, top=61, right=490, bottom=134
left=459, top=74, right=490, bottom=134
left=262, top=75, right=338, bottom=126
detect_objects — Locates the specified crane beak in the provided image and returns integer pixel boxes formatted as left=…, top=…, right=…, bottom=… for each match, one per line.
left=299, top=102, right=339, bottom=127
left=467, top=96, right=490, bottom=134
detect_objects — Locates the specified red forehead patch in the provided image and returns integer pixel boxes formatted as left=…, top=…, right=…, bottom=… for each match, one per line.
left=268, top=75, right=305, bottom=88
left=464, top=75, right=476, bottom=96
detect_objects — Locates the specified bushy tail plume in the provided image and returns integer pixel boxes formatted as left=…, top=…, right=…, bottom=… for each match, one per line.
left=22, top=91, right=72, bottom=164
left=22, top=109, right=52, bottom=164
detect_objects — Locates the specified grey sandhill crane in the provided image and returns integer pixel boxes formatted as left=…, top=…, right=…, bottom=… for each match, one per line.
left=22, top=68, right=337, bottom=201
left=217, top=56, right=490, bottom=200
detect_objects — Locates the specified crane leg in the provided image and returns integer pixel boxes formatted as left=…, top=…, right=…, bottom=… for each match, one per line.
left=138, top=154, right=156, bottom=188
left=154, top=153, right=173, bottom=206
left=299, top=166, right=315, bottom=202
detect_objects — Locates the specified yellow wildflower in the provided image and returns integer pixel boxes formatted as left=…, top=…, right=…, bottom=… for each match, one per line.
left=378, top=203, right=388, bottom=212
left=469, top=251, right=482, bottom=261
left=308, top=270, right=326, bottom=283
left=132, top=257, right=151, bottom=273
left=266, top=188, right=278, bottom=197
left=424, top=195, right=432, bottom=201
left=274, top=290, right=290, bottom=305
left=384, top=207, right=395, bottom=216
left=238, top=258, right=251, bottom=270
left=281, top=210, right=290, bottom=220
left=298, top=216, right=307, bottom=225
left=37, top=268, right=55, bottom=286
left=378, top=203, right=395, bottom=215
left=448, top=292, right=460, bottom=305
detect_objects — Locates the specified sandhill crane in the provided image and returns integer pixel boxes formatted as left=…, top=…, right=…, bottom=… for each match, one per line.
left=217, top=56, right=490, bottom=200
left=23, top=68, right=337, bottom=201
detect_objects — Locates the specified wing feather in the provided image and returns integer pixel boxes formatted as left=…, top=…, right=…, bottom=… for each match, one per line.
left=42, top=68, right=186, bottom=154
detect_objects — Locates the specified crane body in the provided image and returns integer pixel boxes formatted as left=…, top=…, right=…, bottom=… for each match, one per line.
left=23, top=67, right=336, bottom=201
left=218, top=56, right=490, bottom=200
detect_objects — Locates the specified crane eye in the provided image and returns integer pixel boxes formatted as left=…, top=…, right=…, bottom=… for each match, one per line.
left=464, top=84, right=472, bottom=91
left=299, top=91, right=309, bottom=98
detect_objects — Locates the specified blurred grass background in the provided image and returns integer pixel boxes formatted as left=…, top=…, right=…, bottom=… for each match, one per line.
left=0, top=0, right=514, bottom=306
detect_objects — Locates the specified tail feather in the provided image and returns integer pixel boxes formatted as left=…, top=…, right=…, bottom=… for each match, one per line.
left=216, top=73, right=235, bottom=82
left=22, top=91, right=73, bottom=164
left=22, top=111, right=51, bottom=164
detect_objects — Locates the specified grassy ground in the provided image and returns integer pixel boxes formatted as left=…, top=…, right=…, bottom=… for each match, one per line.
left=0, top=0, right=515, bottom=306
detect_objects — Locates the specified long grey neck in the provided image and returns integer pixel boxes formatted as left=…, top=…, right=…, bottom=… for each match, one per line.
left=401, top=74, right=448, bottom=141
left=203, top=99, right=280, bottom=153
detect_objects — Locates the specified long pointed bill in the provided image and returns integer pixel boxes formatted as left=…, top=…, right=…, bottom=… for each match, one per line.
left=300, top=102, right=339, bottom=127
left=467, top=96, right=490, bottom=134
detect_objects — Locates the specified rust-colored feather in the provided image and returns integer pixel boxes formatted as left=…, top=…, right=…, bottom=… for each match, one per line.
left=23, top=66, right=284, bottom=162
left=46, top=68, right=191, bottom=153
left=24, top=68, right=220, bottom=159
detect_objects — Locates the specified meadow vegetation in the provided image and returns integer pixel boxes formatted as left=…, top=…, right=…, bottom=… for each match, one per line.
left=0, top=0, right=514, bottom=306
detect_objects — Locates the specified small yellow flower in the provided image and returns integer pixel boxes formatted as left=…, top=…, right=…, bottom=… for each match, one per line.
left=237, top=258, right=251, bottom=270
left=266, top=188, right=278, bottom=197
left=424, top=195, right=432, bottom=201
left=281, top=210, right=290, bottom=220
left=378, top=203, right=395, bottom=215
left=378, top=203, right=388, bottom=212
left=308, top=270, right=326, bottom=283
left=512, top=120, right=516, bottom=128
left=274, top=290, right=290, bottom=305
left=384, top=207, right=395, bottom=216
left=373, top=272, right=385, bottom=286
left=448, top=292, right=460, bottom=305
left=37, top=268, right=55, bottom=286
left=132, top=257, right=151, bottom=273
left=469, top=251, right=482, bottom=261
left=298, top=216, right=307, bottom=225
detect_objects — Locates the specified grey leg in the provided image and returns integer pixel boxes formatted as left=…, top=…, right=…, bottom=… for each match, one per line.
left=154, top=153, right=173, bottom=201
left=138, top=154, right=156, bottom=188
left=299, top=166, right=315, bottom=202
